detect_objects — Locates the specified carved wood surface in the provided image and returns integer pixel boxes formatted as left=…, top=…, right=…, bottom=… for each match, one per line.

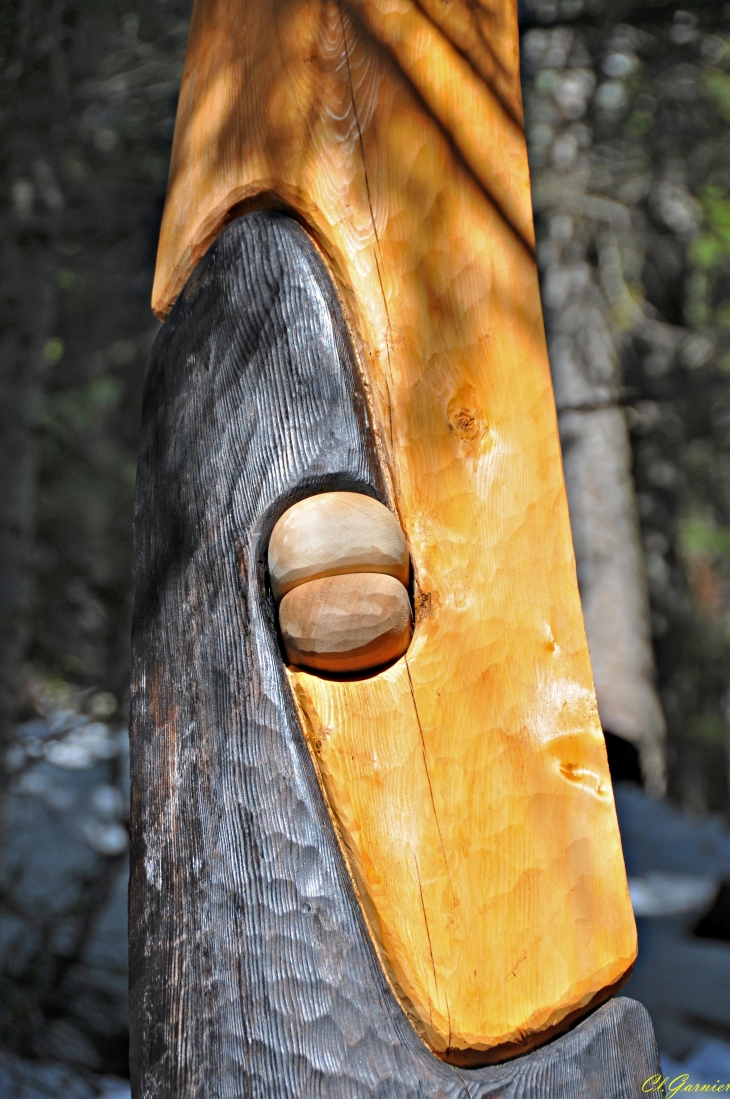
left=268, top=492, right=410, bottom=600
left=279, top=572, right=412, bottom=672
left=147, top=0, right=637, bottom=1059
left=130, top=213, right=659, bottom=1095
left=151, top=0, right=531, bottom=320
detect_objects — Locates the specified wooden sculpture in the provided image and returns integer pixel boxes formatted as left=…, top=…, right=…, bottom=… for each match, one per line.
left=130, top=0, right=662, bottom=1095
left=271, top=492, right=412, bottom=671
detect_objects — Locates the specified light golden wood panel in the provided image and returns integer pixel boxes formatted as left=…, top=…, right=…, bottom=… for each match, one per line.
left=291, top=651, right=632, bottom=1058
left=153, top=0, right=636, bottom=1063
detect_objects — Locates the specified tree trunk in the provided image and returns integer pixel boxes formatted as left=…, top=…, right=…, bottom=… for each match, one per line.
left=0, top=239, right=55, bottom=808
left=0, top=0, right=65, bottom=812
left=531, top=198, right=667, bottom=795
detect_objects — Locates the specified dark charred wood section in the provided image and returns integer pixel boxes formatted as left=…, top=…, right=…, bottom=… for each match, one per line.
left=130, top=212, right=660, bottom=1097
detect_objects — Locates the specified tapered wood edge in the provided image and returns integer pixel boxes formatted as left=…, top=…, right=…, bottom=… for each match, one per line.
left=440, top=966, right=635, bottom=1067
left=153, top=191, right=316, bottom=319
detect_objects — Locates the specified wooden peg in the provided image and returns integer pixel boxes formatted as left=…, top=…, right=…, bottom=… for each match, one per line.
left=268, top=491, right=409, bottom=602
left=279, top=572, right=412, bottom=673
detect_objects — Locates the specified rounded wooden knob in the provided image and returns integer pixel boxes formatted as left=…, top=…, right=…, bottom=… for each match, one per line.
left=279, top=573, right=412, bottom=673
left=268, top=491, right=409, bottom=602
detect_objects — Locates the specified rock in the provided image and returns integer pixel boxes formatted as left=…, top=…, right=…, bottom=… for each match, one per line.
left=0, top=709, right=130, bottom=1078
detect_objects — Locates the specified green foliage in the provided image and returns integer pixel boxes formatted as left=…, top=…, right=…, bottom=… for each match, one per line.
left=626, top=109, right=654, bottom=136
left=703, top=65, right=730, bottom=123
left=686, top=711, right=727, bottom=745
left=42, top=338, right=65, bottom=365
left=691, top=185, right=730, bottom=272
left=679, top=513, right=730, bottom=565
left=48, top=376, right=124, bottom=434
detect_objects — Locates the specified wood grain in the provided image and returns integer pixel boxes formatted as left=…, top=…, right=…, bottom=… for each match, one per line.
left=268, top=491, right=409, bottom=601
left=280, top=572, right=411, bottom=672
left=151, top=0, right=533, bottom=321
left=148, top=0, right=638, bottom=1065
left=131, top=213, right=660, bottom=1095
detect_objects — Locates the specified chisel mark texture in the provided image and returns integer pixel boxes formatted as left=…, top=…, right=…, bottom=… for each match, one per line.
left=130, top=212, right=659, bottom=1098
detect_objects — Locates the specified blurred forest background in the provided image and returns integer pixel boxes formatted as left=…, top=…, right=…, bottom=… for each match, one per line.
left=1, top=0, right=730, bottom=1090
